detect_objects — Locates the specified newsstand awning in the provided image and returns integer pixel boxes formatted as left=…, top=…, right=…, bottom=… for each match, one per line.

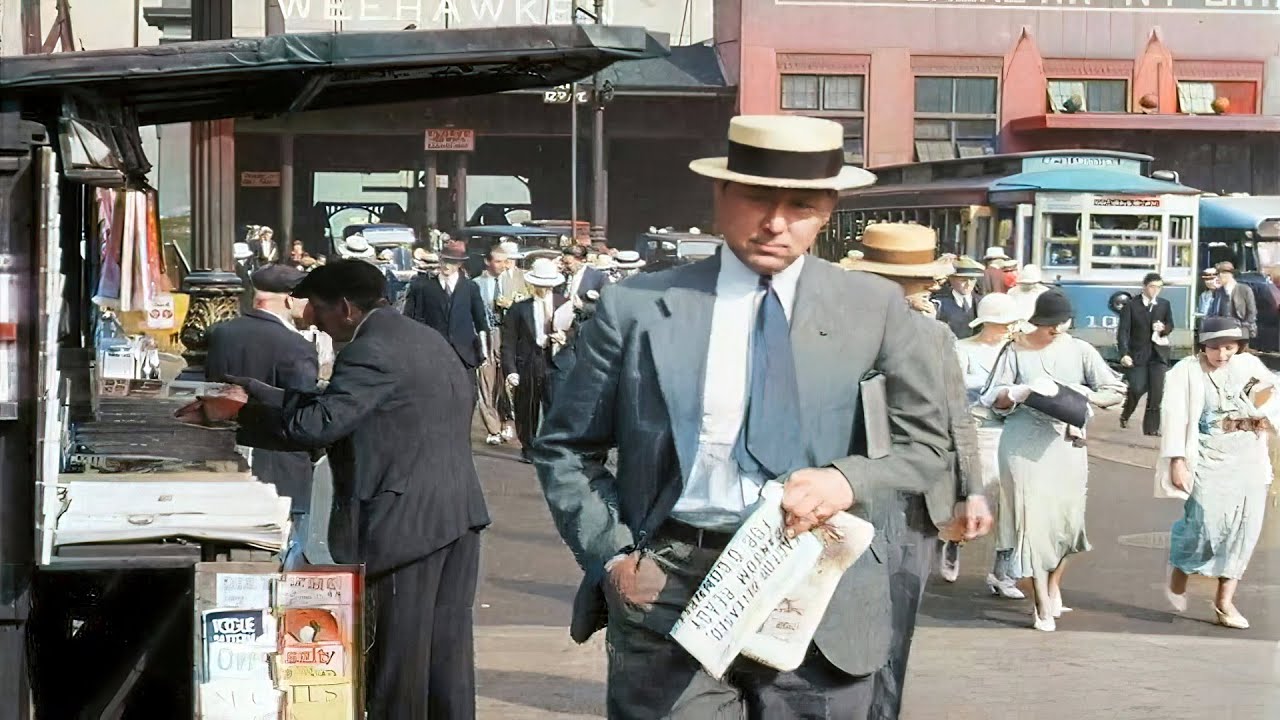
left=0, top=24, right=666, bottom=126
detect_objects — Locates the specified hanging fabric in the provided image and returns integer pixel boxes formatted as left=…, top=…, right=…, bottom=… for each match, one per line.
left=93, top=188, right=123, bottom=307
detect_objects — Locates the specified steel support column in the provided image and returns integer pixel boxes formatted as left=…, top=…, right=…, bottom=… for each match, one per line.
left=190, top=0, right=235, bottom=271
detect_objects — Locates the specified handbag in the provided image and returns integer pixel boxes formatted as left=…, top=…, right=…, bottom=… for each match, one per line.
left=981, top=341, right=1091, bottom=428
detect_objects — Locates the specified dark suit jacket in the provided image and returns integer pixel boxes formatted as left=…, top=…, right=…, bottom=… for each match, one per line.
left=205, top=309, right=319, bottom=512
left=1117, top=296, right=1174, bottom=365
left=935, top=291, right=979, bottom=340
left=241, top=309, right=490, bottom=577
left=977, top=266, right=1005, bottom=296
left=402, top=273, right=490, bottom=367
left=501, top=294, right=569, bottom=380
left=532, top=253, right=954, bottom=677
left=567, top=266, right=609, bottom=302
left=1210, top=283, right=1258, bottom=340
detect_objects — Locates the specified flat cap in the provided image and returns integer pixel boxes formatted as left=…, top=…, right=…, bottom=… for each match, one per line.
left=251, top=263, right=307, bottom=293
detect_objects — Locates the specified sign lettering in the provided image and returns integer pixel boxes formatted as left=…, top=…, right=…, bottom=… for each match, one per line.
left=425, top=128, right=475, bottom=151
left=240, top=171, right=281, bottom=188
left=281, top=0, right=617, bottom=29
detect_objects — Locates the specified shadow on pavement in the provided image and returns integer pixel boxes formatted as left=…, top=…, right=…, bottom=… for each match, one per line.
left=477, top=669, right=606, bottom=716
left=486, top=576, right=578, bottom=605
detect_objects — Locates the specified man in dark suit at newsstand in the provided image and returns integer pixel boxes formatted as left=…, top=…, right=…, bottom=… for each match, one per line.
left=224, top=260, right=490, bottom=719
left=205, top=264, right=319, bottom=567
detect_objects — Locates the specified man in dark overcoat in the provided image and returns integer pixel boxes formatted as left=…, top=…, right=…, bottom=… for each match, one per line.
left=403, top=239, right=490, bottom=369
left=227, top=260, right=490, bottom=719
left=502, top=257, right=569, bottom=463
left=1118, top=272, right=1174, bottom=436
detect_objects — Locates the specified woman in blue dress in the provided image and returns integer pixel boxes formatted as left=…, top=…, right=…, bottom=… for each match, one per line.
left=1158, top=317, right=1277, bottom=629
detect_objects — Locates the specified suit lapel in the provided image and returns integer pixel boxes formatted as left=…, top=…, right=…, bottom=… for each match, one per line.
left=651, top=256, right=719, bottom=481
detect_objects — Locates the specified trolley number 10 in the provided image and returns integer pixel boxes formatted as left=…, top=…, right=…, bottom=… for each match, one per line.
left=1082, top=315, right=1118, bottom=330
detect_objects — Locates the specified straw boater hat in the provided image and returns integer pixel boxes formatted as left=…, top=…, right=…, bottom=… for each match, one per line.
left=689, top=115, right=876, bottom=190
left=969, top=292, right=1025, bottom=328
left=340, top=234, right=374, bottom=259
left=593, top=254, right=616, bottom=271
left=842, top=224, right=954, bottom=279
left=412, top=247, right=438, bottom=269
left=982, top=246, right=1009, bottom=261
left=614, top=250, right=646, bottom=270
left=1018, top=264, right=1044, bottom=285
left=524, top=257, right=565, bottom=288
left=233, top=242, right=253, bottom=261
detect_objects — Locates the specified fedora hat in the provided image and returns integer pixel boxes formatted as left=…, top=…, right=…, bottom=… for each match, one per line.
left=842, top=224, right=954, bottom=279
left=689, top=115, right=877, bottom=191
left=969, top=292, right=1025, bottom=328
left=340, top=234, right=374, bottom=259
left=525, top=257, right=566, bottom=288
left=982, top=246, right=1009, bottom=261
left=440, top=240, right=468, bottom=262
left=951, top=256, right=985, bottom=278
left=614, top=250, right=646, bottom=270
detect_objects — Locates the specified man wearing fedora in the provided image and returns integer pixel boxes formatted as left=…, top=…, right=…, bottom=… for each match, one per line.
left=935, top=257, right=985, bottom=339
left=534, top=116, right=964, bottom=718
left=503, top=257, right=569, bottom=463
left=978, top=246, right=1010, bottom=295
left=403, top=239, right=491, bottom=370
left=1117, top=272, right=1174, bottom=436
left=843, top=225, right=990, bottom=715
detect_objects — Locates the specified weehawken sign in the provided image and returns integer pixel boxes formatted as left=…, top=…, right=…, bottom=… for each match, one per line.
left=280, top=0, right=617, bottom=28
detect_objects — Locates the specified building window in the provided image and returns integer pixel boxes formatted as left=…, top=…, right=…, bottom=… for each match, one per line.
left=781, top=74, right=866, bottom=164
left=914, top=76, right=998, bottom=161
left=1047, top=79, right=1128, bottom=113
left=1177, top=82, right=1217, bottom=114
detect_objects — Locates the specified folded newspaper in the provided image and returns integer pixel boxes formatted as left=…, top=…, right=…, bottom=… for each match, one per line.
left=669, top=482, right=875, bottom=678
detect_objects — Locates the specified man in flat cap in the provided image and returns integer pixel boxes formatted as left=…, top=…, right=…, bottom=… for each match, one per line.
left=226, top=260, right=490, bottom=719
left=205, top=264, right=319, bottom=566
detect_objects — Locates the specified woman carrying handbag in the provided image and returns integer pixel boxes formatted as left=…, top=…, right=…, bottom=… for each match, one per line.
left=1158, top=317, right=1278, bottom=629
left=981, top=290, right=1127, bottom=631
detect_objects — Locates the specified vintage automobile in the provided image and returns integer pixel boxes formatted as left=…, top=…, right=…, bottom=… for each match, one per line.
left=637, top=229, right=722, bottom=272
left=334, top=223, right=419, bottom=302
left=468, top=202, right=533, bottom=227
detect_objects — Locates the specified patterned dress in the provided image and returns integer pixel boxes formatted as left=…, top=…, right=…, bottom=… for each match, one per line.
left=1169, top=363, right=1271, bottom=579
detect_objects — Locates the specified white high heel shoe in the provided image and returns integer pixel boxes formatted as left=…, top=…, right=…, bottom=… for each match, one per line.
left=1050, top=590, right=1072, bottom=618
left=1164, top=568, right=1187, bottom=614
left=1032, top=613, right=1056, bottom=632
left=986, top=573, right=1026, bottom=600
left=1214, top=605, right=1249, bottom=629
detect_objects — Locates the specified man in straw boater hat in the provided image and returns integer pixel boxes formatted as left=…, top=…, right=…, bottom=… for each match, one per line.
left=502, top=257, right=570, bottom=463
left=533, top=115, right=974, bottom=718
left=843, top=224, right=991, bottom=713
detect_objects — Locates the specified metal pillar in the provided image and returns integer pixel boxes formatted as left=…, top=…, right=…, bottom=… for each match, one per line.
left=453, top=154, right=468, bottom=232
left=265, top=0, right=286, bottom=35
left=424, top=152, right=438, bottom=231
left=21, top=0, right=41, bottom=54
left=570, top=7, right=579, bottom=237
left=190, top=0, right=235, bottom=271
left=591, top=0, right=607, bottom=237
left=279, top=132, right=294, bottom=259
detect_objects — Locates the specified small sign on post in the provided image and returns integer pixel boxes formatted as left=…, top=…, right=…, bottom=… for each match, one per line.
left=425, top=128, right=475, bottom=152
left=542, top=84, right=591, bottom=104
left=240, top=171, right=282, bottom=188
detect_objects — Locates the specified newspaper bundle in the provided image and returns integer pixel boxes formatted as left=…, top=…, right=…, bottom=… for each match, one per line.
left=669, top=482, right=875, bottom=678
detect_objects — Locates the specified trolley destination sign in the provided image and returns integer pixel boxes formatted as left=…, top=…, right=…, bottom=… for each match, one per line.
left=777, top=0, right=1277, bottom=10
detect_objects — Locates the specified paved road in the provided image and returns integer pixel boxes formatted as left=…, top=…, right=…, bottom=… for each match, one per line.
left=468, top=418, right=1280, bottom=719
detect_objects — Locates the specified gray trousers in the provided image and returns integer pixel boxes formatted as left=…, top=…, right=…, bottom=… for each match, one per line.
left=475, top=329, right=509, bottom=435
left=603, top=536, right=881, bottom=720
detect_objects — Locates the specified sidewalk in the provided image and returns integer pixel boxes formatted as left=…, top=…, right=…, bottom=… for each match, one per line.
left=474, top=624, right=1280, bottom=719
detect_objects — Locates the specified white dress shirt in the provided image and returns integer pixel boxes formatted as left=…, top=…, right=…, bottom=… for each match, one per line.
left=531, top=294, right=555, bottom=348
left=669, top=249, right=804, bottom=530
left=439, top=273, right=458, bottom=294
left=953, top=290, right=974, bottom=313
left=566, top=267, right=584, bottom=298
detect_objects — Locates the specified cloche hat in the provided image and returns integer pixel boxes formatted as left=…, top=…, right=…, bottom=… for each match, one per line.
left=1199, top=316, right=1244, bottom=346
left=969, top=292, right=1025, bottom=328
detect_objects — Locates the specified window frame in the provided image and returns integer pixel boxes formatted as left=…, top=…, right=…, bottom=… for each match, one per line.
left=1046, top=78, right=1129, bottom=113
left=780, top=73, right=867, bottom=166
left=912, top=74, right=999, bottom=162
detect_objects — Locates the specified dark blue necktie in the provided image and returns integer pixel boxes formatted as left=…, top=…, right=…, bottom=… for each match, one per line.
left=733, top=274, right=805, bottom=478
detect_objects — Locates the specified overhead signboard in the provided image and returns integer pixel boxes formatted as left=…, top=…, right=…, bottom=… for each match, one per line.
left=280, top=0, right=617, bottom=30
left=542, top=84, right=591, bottom=104
left=1021, top=155, right=1144, bottom=175
left=775, top=0, right=1276, bottom=11
left=425, top=128, right=475, bottom=152
left=240, top=171, right=282, bottom=187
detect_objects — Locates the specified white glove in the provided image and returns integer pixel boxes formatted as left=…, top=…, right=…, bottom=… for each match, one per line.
left=1006, top=385, right=1034, bottom=404
left=506, top=373, right=520, bottom=387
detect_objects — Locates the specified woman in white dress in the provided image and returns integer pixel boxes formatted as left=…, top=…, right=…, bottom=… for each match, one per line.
left=982, top=290, right=1127, bottom=631
left=1158, top=317, right=1277, bottom=629
left=951, top=293, right=1027, bottom=599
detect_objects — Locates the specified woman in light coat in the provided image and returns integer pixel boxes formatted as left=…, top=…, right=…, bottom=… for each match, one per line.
left=951, top=293, right=1027, bottom=599
left=982, top=290, right=1127, bottom=631
left=1158, top=317, right=1277, bottom=629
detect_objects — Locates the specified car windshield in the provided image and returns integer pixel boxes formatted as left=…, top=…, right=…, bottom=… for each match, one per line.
left=678, top=240, right=720, bottom=258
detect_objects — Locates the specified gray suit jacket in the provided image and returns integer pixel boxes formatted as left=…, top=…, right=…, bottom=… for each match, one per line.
left=532, top=252, right=954, bottom=677
left=918, top=316, right=981, bottom=526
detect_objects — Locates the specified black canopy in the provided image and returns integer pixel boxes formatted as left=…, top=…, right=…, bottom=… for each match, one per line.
left=0, top=24, right=665, bottom=126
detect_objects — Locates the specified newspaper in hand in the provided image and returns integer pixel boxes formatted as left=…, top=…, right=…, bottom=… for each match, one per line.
left=668, top=482, right=875, bottom=678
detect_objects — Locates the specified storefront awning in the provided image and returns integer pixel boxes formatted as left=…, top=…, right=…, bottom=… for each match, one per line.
left=0, top=24, right=666, bottom=126
left=1200, top=195, right=1280, bottom=230
left=1009, top=113, right=1280, bottom=134
left=990, top=169, right=1200, bottom=196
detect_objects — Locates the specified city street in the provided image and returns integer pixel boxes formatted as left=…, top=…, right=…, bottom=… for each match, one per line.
left=469, top=413, right=1280, bottom=720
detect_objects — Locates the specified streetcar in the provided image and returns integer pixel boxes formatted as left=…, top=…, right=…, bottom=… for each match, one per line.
left=821, top=150, right=1201, bottom=356
left=1198, top=195, right=1280, bottom=351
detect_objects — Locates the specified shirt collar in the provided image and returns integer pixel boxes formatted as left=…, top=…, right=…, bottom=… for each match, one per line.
left=718, top=246, right=805, bottom=318
left=352, top=307, right=383, bottom=341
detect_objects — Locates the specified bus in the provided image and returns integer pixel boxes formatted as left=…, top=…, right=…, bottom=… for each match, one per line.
left=820, top=150, right=1201, bottom=357
left=1198, top=195, right=1280, bottom=351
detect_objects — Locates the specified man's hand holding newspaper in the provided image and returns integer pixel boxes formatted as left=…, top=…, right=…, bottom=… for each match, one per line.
left=779, top=467, right=855, bottom=538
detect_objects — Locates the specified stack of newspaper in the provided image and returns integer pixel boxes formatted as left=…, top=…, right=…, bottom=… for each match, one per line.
left=670, top=482, right=875, bottom=678
left=54, top=475, right=292, bottom=551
